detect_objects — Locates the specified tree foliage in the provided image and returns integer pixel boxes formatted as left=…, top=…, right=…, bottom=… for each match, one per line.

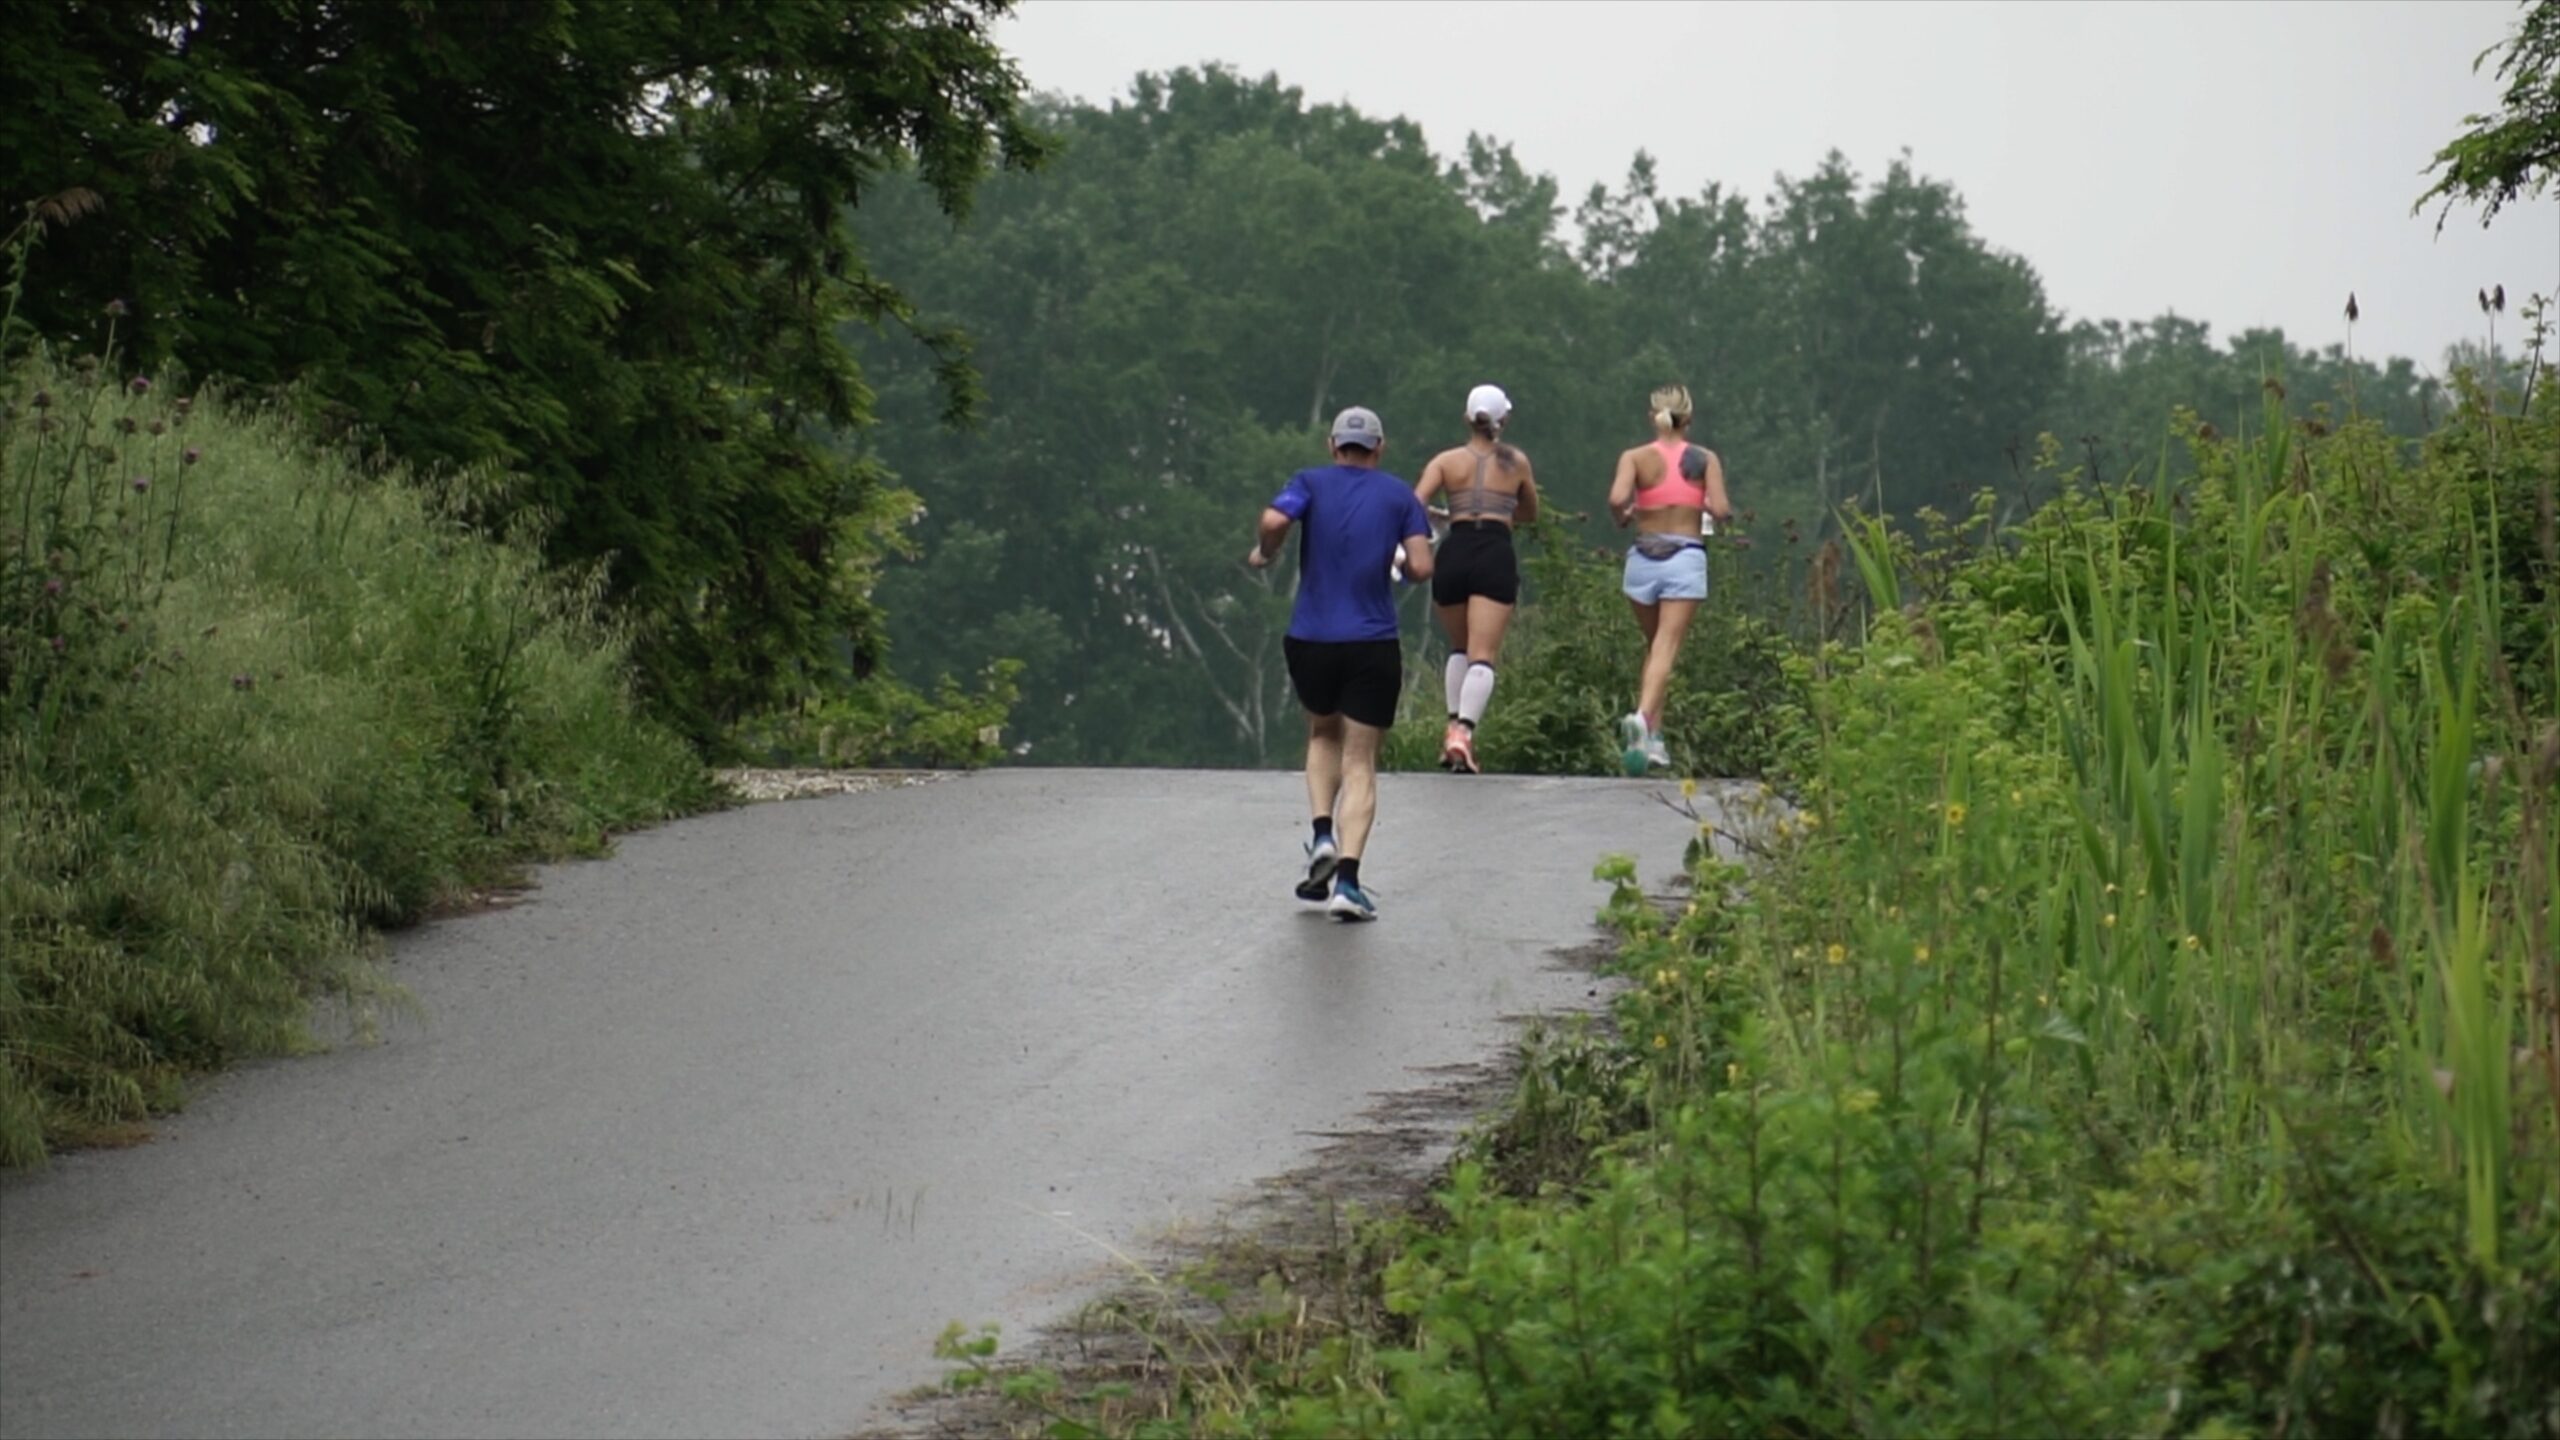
left=0, top=0, right=1045, bottom=742
left=2419, top=0, right=2560, bottom=228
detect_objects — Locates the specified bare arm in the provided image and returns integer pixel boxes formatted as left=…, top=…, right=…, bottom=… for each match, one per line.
left=1513, top=454, right=1540, bottom=526
left=1607, top=448, right=1639, bottom=528
left=1399, top=533, right=1435, bottom=582
left=1412, top=452, right=1446, bottom=509
left=1703, top=451, right=1732, bottom=524
left=1244, top=506, right=1293, bottom=569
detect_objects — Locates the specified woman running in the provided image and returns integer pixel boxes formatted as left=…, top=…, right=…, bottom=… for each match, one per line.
left=1607, top=383, right=1731, bottom=772
left=1412, top=383, right=1538, bottom=774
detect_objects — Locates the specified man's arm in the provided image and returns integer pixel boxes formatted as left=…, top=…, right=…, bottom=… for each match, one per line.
left=1398, top=532, right=1435, bottom=583
left=1398, top=492, right=1436, bottom=582
left=1245, top=506, right=1294, bottom=569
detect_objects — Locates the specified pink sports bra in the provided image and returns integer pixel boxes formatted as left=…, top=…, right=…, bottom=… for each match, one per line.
left=1633, top=438, right=1710, bottom=510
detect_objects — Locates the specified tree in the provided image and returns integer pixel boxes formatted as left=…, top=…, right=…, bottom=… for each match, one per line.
left=2418, top=0, right=2560, bottom=228
left=856, top=68, right=1561, bottom=766
left=0, top=0, right=1045, bottom=742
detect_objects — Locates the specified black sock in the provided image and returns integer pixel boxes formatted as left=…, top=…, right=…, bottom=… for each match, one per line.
left=1457, top=718, right=1476, bottom=732
left=1312, top=816, right=1334, bottom=844
left=1337, top=858, right=1361, bottom=888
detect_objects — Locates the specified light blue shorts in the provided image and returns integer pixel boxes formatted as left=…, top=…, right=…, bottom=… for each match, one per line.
left=1622, top=542, right=1708, bottom=604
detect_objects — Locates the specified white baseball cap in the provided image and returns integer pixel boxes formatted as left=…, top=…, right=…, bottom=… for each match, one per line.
left=1465, top=383, right=1512, bottom=424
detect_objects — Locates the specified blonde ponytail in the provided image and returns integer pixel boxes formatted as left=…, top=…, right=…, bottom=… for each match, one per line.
left=1648, top=383, right=1693, bottom=431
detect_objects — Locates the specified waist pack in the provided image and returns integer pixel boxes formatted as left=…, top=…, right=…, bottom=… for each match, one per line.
left=1631, top=533, right=1705, bottom=562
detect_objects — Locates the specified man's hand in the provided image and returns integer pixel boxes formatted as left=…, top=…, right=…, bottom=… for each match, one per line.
left=1245, top=543, right=1274, bottom=570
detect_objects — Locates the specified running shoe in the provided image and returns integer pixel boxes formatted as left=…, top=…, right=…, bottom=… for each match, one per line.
left=1327, top=875, right=1379, bottom=922
left=1441, top=721, right=1478, bottom=774
left=1619, top=713, right=1650, bottom=777
left=1644, top=728, right=1672, bottom=770
left=1296, top=832, right=1341, bottom=902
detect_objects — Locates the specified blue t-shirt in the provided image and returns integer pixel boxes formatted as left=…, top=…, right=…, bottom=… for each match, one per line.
left=1270, top=464, right=1431, bottom=643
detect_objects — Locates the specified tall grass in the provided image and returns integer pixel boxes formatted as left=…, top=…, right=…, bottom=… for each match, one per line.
left=1, top=353, right=711, bottom=1165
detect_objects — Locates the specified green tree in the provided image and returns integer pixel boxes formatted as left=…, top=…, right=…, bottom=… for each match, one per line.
left=2419, top=0, right=2560, bottom=227
left=0, top=0, right=1044, bottom=742
left=858, top=68, right=1564, bottom=766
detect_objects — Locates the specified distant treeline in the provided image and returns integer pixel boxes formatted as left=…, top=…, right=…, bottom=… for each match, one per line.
left=847, top=67, right=2455, bottom=768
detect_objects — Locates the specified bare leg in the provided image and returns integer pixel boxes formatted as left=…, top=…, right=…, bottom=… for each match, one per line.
left=1436, top=602, right=1469, bottom=652
left=1627, top=596, right=1661, bottom=645
left=1639, top=598, right=1700, bottom=732
left=1335, top=720, right=1385, bottom=859
left=1465, top=597, right=1514, bottom=666
left=1304, top=713, right=1344, bottom=822
left=1626, top=596, right=1659, bottom=723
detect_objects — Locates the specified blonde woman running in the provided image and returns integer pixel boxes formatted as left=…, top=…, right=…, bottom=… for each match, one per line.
left=1606, top=383, right=1731, bottom=773
left=1411, top=383, right=1538, bottom=774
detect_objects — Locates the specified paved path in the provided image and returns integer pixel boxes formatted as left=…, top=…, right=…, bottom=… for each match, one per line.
left=0, top=769, right=1713, bottom=1440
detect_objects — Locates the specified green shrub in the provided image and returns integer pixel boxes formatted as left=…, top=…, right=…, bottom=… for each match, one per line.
left=1, top=355, right=712, bottom=1164
left=728, top=657, right=1021, bottom=770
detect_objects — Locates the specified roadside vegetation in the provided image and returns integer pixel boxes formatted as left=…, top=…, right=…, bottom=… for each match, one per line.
left=0, top=345, right=713, bottom=1165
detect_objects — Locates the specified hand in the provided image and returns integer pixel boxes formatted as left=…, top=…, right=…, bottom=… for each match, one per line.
left=1245, top=544, right=1272, bottom=570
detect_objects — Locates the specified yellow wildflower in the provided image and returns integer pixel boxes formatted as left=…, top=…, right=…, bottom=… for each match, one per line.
left=1843, top=1088, right=1881, bottom=1116
left=2009, top=789, right=2024, bottom=805
left=1825, top=942, right=1848, bottom=966
left=2183, top=934, right=2202, bottom=951
left=2102, top=912, right=2118, bottom=929
left=1913, top=943, right=1931, bottom=963
left=1886, top=904, right=1902, bottom=920
left=1681, top=777, right=1698, bottom=800
left=1944, top=802, right=1968, bottom=826
left=1799, top=811, right=1821, bottom=831
left=2104, top=882, right=2119, bottom=895
left=1726, top=1062, right=1742, bottom=1086
left=1653, top=1033, right=1669, bottom=1050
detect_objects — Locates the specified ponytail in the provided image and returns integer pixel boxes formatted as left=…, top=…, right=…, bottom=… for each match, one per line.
left=1648, top=382, right=1693, bottom=432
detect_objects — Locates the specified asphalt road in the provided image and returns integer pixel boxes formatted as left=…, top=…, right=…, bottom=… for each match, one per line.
left=0, top=768, right=1711, bottom=1440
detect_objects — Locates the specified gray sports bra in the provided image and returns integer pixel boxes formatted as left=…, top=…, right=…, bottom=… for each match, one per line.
left=1447, top=447, right=1520, bottom=520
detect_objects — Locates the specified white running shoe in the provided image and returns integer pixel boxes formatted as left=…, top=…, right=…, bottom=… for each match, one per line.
left=1296, top=833, right=1340, bottom=902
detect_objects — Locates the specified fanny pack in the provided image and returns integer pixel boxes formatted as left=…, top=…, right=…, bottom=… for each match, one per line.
left=1631, top=533, right=1705, bottom=561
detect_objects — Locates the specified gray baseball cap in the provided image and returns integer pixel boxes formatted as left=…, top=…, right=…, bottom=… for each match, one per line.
left=1329, top=405, right=1383, bottom=450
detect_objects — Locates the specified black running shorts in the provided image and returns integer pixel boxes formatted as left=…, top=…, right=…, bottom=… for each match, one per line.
left=1430, top=521, right=1520, bottom=607
left=1284, top=636, right=1403, bottom=729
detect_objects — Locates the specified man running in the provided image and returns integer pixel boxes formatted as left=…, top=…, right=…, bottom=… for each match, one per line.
left=1246, top=405, right=1435, bottom=922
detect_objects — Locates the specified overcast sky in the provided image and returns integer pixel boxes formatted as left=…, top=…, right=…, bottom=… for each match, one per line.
left=993, top=0, right=2558, bottom=374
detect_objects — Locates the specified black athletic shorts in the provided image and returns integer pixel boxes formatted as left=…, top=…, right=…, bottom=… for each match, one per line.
left=1430, top=521, right=1520, bottom=607
left=1284, top=636, right=1403, bottom=729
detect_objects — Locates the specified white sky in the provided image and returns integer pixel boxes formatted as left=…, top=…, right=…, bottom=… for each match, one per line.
left=994, top=0, right=2560, bottom=373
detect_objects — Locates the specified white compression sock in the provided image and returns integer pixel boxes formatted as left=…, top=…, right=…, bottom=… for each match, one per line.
left=1444, top=653, right=1470, bottom=717
left=1459, top=662, right=1496, bottom=726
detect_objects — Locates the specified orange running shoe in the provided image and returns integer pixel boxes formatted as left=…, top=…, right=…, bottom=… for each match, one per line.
left=1441, top=721, right=1479, bottom=774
